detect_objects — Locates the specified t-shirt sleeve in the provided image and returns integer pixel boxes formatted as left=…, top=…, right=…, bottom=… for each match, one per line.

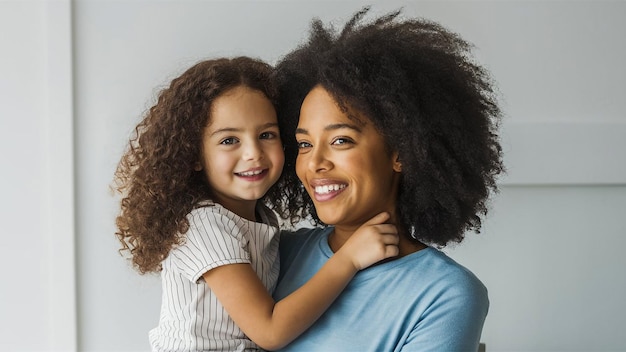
left=170, top=207, right=251, bottom=283
left=402, top=270, right=489, bottom=351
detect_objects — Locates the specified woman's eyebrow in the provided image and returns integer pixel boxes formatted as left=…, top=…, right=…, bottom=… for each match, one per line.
left=325, top=123, right=361, bottom=132
left=295, top=123, right=361, bottom=135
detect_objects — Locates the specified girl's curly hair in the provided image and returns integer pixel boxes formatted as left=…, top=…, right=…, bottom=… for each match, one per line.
left=114, top=57, right=292, bottom=273
left=274, top=8, right=504, bottom=246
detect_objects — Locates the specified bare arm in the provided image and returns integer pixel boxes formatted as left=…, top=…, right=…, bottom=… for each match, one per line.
left=203, top=212, right=398, bottom=350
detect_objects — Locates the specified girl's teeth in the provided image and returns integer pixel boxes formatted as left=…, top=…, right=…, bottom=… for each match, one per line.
left=240, top=170, right=263, bottom=176
left=315, top=184, right=345, bottom=194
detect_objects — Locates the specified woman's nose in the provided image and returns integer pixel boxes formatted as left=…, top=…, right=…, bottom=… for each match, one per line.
left=308, top=146, right=332, bottom=173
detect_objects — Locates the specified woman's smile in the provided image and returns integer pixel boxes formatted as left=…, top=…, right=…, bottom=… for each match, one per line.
left=295, top=85, right=402, bottom=227
left=310, top=179, right=348, bottom=202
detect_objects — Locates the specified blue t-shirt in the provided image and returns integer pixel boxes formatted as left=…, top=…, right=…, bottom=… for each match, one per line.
left=273, top=227, right=488, bottom=352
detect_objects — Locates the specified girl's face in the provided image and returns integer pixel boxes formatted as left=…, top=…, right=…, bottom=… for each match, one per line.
left=199, top=85, right=284, bottom=218
left=295, top=86, right=402, bottom=230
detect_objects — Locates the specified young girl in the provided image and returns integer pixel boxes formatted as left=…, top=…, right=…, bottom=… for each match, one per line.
left=113, top=56, right=399, bottom=351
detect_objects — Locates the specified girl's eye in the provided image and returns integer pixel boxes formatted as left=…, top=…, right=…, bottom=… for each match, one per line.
left=220, top=137, right=238, bottom=145
left=260, top=131, right=277, bottom=140
left=331, top=137, right=354, bottom=146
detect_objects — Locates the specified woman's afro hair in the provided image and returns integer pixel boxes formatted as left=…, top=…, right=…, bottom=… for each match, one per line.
left=274, top=7, right=504, bottom=246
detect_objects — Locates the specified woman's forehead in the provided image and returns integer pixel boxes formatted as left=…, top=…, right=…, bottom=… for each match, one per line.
left=299, top=86, right=369, bottom=127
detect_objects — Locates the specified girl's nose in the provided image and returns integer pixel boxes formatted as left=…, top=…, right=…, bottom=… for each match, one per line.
left=242, top=140, right=263, bottom=161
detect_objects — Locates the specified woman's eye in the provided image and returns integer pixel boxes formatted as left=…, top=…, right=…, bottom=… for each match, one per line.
left=220, top=137, right=238, bottom=145
left=297, top=141, right=312, bottom=149
left=331, top=137, right=354, bottom=146
left=260, top=131, right=277, bottom=140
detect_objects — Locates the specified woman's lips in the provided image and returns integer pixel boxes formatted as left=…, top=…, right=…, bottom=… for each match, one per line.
left=311, top=183, right=347, bottom=202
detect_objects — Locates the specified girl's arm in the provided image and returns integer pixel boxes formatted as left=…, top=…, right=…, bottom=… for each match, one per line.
left=203, top=212, right=398, bottom=351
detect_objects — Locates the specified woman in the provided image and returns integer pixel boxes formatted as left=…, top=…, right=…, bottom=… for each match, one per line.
left=272, top=8, right=504, bottom=351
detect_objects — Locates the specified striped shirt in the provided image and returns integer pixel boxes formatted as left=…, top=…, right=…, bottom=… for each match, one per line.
left=149, top=201, right=280, bottom=351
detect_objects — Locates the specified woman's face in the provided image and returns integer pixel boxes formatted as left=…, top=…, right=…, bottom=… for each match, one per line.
left=295, top=86, right=401, bottom=229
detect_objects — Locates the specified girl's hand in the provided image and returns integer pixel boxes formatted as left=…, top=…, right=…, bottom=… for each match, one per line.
left=337, top=212, right=399, bottom=270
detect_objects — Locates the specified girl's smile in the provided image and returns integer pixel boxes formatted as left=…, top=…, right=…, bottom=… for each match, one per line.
left=235, top=167, right=269, bottom=181
left=199, top=85, right=284, bottom=220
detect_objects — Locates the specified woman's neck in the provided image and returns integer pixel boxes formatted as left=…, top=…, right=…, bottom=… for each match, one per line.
left=328, top=225, right=426, bottom=258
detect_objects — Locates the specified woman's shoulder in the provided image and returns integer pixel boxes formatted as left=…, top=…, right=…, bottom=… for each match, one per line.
left=416, top=248, right=488, bottom=298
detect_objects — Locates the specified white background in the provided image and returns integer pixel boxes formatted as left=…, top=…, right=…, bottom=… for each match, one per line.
left=1, top=1, right=625, bottom=351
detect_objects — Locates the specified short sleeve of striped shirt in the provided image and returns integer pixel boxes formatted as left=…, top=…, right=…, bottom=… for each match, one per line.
left=170, top=205, right=251, bottom=283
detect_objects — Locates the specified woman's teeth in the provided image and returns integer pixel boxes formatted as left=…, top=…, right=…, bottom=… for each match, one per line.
left=314, top=184, right=346, bottom=194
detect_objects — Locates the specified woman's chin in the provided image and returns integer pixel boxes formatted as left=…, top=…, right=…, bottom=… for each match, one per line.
left=316, top=212, right=342, bottom=226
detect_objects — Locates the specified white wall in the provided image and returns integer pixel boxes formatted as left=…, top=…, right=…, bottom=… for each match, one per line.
left=449, top=186, right=626, bottom=351
left=2, top=1, right=625, bottom=351
left=1, top=1, right=75, bottom=351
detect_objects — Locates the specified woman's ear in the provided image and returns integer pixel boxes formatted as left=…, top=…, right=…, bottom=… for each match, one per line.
left=194, top=162, right=203, bottom=171
left=392, top=152, right=402, bottom=172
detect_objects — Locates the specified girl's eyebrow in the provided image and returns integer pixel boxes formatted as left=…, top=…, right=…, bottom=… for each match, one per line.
left=210, top=127, right=240, bottom=137
left=210, top=122, right=279, bottom=137
left=295, top=123, right=361, bottom=135
left=258, top=122, right=280, bottom=130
